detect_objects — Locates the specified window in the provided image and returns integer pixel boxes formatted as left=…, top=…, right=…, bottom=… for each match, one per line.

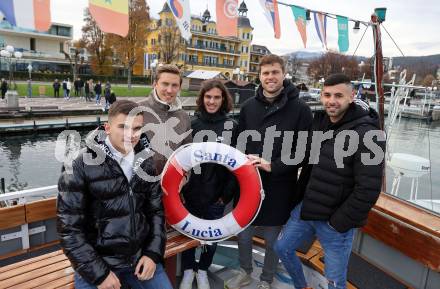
left=30, top=38, right=36, bottom=51
left=59, top=42, right=64, bottom=53
left=58, top=26, right=71, bottom=37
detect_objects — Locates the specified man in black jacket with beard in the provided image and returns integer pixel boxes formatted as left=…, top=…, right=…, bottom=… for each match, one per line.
left=274, top=73, right=385, bottom=289
left=57, top=100, right=172, bottom=289
left=226, top=55, right=312, bottom=289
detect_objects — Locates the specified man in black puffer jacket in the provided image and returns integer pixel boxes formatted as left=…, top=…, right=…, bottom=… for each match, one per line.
left=57, top=100, right=172, bottom=289
left=274, top=74, right=385, bottom=289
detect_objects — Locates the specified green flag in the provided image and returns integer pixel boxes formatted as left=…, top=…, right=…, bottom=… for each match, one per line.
left=337, top=16, right=349, bottom=52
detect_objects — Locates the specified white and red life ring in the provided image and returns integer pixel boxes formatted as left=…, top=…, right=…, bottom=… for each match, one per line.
left=161, top=142, right=264, bottom=243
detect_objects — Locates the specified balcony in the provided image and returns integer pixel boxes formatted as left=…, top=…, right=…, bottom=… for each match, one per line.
left=186, top=61, right=235, bottom=69
left=187, top=44, right=240, bottom=56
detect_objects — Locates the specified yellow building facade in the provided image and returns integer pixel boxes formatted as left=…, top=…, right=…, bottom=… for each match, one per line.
left=145, top=1, right=254, bottom=80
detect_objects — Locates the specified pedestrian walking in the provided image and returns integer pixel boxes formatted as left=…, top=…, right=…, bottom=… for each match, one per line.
left=53, top=79, right=60, bottom=98
left=94, top=81, right=102, bottom=105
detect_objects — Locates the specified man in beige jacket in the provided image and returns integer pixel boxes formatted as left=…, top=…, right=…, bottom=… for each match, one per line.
left=140, top=64, right=192, bottom=175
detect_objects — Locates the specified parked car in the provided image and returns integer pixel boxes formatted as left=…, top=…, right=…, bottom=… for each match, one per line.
left=299, top=92, right=314, bottom=102
left=309, top=88, right=321, bottom=100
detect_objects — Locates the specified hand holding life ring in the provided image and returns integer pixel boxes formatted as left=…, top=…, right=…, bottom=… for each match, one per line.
left=161, top=142, right=264, bottom=243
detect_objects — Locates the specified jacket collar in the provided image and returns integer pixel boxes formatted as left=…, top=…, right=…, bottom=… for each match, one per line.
left=256, top=79, right=299, bottom=107
left=86, top=126, right=152, bottom=173
left=148, top=89, right=183, bottom=112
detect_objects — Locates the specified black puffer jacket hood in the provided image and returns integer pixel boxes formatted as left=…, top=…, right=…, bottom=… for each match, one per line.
left=314, top=100, right=381, bottom=132
left=57, top=126, right=165, bottom=286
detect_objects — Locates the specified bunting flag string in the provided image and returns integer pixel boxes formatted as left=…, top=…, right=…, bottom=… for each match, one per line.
left=167, top=0, right=192, bottom=41
left=259, top=0, right=281, bottom=39
left=291, top=5, right=307, bottom=48
left=313, top=12, right=327, bottom=49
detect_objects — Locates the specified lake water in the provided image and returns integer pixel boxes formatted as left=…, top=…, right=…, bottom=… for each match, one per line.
left=1, top=118, right=439, bottom=213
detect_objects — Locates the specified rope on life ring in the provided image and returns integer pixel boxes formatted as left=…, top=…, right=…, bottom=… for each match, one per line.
left=161, top=142, right=264, bottom=243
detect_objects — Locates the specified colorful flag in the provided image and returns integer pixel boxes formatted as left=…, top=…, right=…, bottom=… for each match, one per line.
left=259, top=0, right=281, bottom=39
left=0, top=0, right=51, bottom=32
left=167, top=0, right=191, bottom=41
left=337, top=15, right=349, bottom=52
left=313, top=12, right=327, bottom=49
left=216, top=0, right=238, bottom=37
left=89, top=0, right=129, bottom=37
left=291, top=6, right=307, bottom=48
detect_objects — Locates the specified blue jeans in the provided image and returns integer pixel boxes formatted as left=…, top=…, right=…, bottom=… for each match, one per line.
left=95, top=94, right=101, bottom=104
left=74, top=264, right=173, bottom=289
left=274, top=203, right=354, bottom=289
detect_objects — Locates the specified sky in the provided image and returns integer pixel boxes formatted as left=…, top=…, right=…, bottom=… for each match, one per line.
left=51, top=0, right=440, bottom=58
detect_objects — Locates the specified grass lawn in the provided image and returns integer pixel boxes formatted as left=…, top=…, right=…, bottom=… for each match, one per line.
left=14, top=83, right=197, bottom=97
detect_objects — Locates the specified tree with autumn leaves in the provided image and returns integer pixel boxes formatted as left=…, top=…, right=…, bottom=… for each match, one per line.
left=308, top=51, right=364, bottom=82
left=106, top=0, right=149, bottom=89
left=80, top=0, right=149, bottom=89
left=81, top=8, right=113, bottom=76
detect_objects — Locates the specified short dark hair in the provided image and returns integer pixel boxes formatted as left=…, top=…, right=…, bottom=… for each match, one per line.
left=196, top=79, right=233, bottom=113
left=155, top=64, right=182, bottom=85
left=324, top=73, right=352, bottom=87
left=259, top=54, right=285, bottom=73
left=108, top=100, right=141, bottom=120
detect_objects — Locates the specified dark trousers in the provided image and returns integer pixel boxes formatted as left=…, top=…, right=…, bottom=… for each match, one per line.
left=54, top=89, right=59, bottom=98
left=181, top=202, right=225, bottom=271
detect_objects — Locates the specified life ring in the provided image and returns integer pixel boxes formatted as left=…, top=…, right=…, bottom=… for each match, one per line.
left=161, top=142, right=264, bottom=243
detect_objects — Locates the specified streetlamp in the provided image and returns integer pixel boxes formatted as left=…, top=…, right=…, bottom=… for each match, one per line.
left=318, top=77, right=325, bottom=88
left=27, top=63, right=33, bottom=80
left=150, top=59, right=159, bottom=85
left=0, top=45, right=22, bottom=108
left=233, top=67, right=240, bottom=81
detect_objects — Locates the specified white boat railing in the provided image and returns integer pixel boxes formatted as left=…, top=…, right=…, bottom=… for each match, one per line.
left=0, top=185, right=58, bottom=206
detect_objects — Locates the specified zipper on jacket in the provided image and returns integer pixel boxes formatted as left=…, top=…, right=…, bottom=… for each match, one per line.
left=128, top=187, right=137, bottom=241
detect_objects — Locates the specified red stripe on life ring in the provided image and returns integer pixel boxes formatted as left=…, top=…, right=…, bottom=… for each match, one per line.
left=162, top=158, right=188, bottom=225
left=232, top=162, right=262, bottom=228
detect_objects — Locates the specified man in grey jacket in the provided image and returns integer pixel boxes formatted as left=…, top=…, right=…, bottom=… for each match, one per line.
left=140, top=64, right=192, bottom=175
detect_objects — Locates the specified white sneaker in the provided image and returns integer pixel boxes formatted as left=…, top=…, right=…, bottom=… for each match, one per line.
left=225, top=268, right=252, bottom=289
left=179, top=269, right=195, bottom=289
left=256, top=280, right=271, bottom=289
left=196, top=270, right=210, bottom=289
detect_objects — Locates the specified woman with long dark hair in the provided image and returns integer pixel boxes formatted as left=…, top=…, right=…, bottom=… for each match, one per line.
left=179, top=79, right=238, bottom=289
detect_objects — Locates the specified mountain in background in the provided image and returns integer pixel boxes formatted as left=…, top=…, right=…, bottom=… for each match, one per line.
left=391, top=54, right=440, bottom=68
left=285, top=51, right=323, bottom=59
